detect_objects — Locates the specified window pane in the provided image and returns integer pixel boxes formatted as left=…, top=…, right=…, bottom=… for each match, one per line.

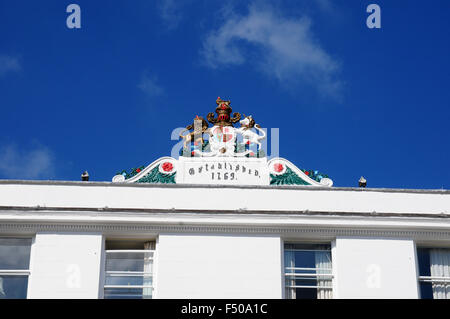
left=0, top=238, right=32, bottom=270
left=105, top=252, right=152, bottom=272
left=417, top=248, right=431, bottom=277
left=104, top=287, right=151, bottom=299
left=285, top=251, right=332, bottom=272
left=105, top=275, right=152, bottom=286
left=0, top=276, right=28, bottom=299
left=295, top=278, right=317, bottom=287
left=419, top=282, right=434, bottom=299
left=294, top=251, right=316, bottom=269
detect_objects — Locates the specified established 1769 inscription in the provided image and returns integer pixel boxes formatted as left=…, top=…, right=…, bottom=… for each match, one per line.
left=176, top=157, right=269, bottom=186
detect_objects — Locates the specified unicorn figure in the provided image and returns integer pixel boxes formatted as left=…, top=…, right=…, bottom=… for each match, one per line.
left=236, top=115, right=266, bottom=149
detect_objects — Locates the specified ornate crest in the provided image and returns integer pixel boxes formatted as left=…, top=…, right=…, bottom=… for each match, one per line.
left=178, top=97, right=266, bottom=157
left=112, top=97, right=333, bottom=188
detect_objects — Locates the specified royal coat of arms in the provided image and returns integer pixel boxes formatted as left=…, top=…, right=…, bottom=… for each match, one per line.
left=179, top=97, right=266, bottom=157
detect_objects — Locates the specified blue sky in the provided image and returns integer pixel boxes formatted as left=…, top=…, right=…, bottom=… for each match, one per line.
left=0, top=0, right=449, bottom=189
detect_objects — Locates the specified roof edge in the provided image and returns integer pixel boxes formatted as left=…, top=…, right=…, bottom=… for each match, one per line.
left=0, top=179, right=448, bottom=194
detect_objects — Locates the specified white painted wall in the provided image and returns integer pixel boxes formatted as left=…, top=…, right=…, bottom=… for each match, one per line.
left=155, top=234, right=283, bottom=298
left=333, top=237, right=419, bottom=298
left=27, top=232, right=103, bottom=299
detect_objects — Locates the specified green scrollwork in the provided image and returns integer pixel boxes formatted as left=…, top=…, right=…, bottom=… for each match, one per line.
left=136, top=165, right=176, bottom=184
left=270, top=167, right=311, bottom=185
left=116, top=166, right=146, bottom=180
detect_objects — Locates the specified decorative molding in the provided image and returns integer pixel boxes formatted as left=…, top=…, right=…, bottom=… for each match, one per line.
left=0, top=222, right=449, bottom=241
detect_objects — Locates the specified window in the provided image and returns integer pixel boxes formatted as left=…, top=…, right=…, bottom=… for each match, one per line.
left=417, top=248, right=450, bottom=299
left=0, top=237, right=32, bottom=299
left=284, top=243, right=333, bottom=299
left=103, top=240, right=155, bottom=299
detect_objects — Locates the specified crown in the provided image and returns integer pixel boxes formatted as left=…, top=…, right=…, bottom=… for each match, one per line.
left=207, top=97, right=241, bottom=126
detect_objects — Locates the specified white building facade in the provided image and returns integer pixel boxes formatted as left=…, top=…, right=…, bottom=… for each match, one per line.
left=0, top=179, right=449, bottom=299
left=0, top=98, right=449, bottom=299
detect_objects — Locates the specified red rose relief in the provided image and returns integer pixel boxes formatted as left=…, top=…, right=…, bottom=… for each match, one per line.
left=273, top=163, right=284, bottom=173
left=162, top=162, right=173, bottom=172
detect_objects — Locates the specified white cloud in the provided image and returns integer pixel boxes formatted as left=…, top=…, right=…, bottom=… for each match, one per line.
left=0, top=144, right=54, bottom=179
left=0, top=55, right=21, bottom=76
left=138, top=72, right=164, bottom=97
left=200, top=3, right=342, bottom=97
left=157, top=0, right=183, bottom=31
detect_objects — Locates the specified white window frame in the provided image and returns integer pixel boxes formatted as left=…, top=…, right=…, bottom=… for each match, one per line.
left=284, top=245, right=334, bottom=299
left=103, top=248, right=155, bottom=299
left=417, top=247, right=450, bottom=299
left=0, top=236, right=32, bottom=299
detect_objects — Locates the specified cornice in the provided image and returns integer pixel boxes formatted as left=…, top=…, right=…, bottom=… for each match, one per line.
left=1, top=221, right=450, bottom=242
left=0, top=206, right=448, bottom=219
left=0, top=179, right=448, bottom=194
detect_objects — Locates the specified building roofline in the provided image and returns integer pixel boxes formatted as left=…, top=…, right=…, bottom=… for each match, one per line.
left=0, top=205, right=448, bottom=219
left=0, top=179, right=448, bottom=194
